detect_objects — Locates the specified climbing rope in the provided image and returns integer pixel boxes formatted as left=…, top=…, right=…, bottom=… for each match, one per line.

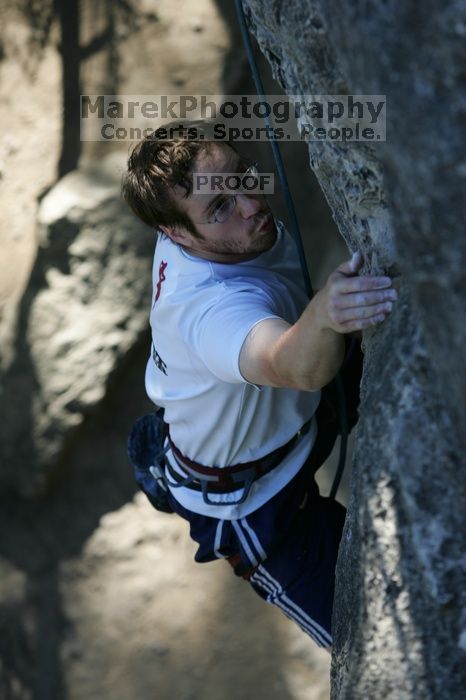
left=235, top=0, right=350, bottom=499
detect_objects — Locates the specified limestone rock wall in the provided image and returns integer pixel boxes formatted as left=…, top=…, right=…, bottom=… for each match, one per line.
left=243, top=1, right=466, bottom=697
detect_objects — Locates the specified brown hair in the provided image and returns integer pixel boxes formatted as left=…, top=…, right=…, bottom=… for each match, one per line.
left=121, top=121, right=233, bottom=236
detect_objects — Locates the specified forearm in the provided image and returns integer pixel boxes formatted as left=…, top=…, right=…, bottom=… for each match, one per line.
left=269, top=291, right=345, bottom=390
left=240, top=252, right=397, bottom=391
left=269, top=251, right=398, bottom=391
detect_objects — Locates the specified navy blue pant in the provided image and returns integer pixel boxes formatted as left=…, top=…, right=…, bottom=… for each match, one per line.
left=167, top=457, right=346, bottom=646
left=164, top=339, right=362, bottom=646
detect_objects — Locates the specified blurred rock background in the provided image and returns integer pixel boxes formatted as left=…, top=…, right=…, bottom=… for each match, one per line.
left=0, top=1, right=347, bottom=698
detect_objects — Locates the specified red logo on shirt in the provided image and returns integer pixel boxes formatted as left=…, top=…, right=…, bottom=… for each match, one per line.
left=153, top=261, right=168, bottom=306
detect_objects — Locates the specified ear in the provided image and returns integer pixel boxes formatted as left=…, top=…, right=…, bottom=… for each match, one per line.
left=159, top=224, right=192, bottom=244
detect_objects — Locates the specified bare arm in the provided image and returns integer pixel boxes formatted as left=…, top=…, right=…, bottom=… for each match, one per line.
left=239, top=252, right=398, bottom=390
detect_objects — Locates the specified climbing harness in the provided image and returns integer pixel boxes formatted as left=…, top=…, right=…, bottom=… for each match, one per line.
left=234, top=0, right=352, bottom=499
left=165, top=419, right=312, bottom=506
left=128, top=409, right=313, bottom=509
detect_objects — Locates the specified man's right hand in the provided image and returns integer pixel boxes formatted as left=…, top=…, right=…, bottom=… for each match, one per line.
left=314, top=252, right=398, bottom=333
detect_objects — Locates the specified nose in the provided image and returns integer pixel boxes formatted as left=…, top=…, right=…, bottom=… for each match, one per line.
left=236, top=193, right=263, bottom=219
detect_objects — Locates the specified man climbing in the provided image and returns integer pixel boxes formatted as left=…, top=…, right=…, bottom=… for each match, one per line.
left=122, top=121, right=398, bottom=648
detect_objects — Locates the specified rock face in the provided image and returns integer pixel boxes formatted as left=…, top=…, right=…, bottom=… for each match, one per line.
left=0, top=156, right=154, bottom=496
left=243, top=0, right=466, bottom=697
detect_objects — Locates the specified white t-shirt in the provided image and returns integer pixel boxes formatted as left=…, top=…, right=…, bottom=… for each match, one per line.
left=145, top=221, right=321, bottom=519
